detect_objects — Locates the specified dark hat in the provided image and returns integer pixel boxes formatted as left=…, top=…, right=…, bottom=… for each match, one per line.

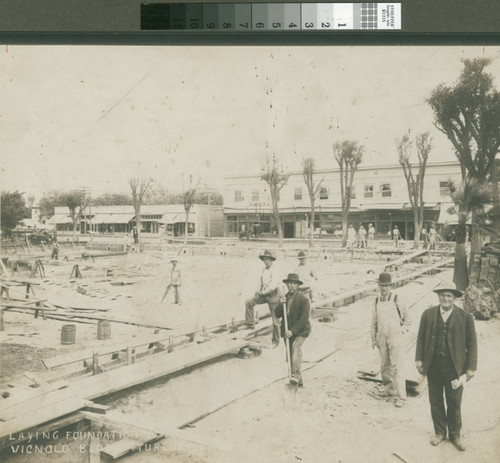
left=170, top=259, right=178, bottom=263
left=283, top=273, right=303, bottom=285
left=377, top=272, right=392, bottom=286
left=297, top=250, right=308, bottom=259
left=259, top=249, right=276, bottom=261
left=433, top=282, right=463, bottom=298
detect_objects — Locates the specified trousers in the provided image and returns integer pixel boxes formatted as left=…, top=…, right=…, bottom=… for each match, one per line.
left=377, top=332, right=406, bottom=399
left=287, top=336, right=306, bottom=382
left=427, top=355, right=463, bottom=438
left=245, top=294, right=280, bottom=344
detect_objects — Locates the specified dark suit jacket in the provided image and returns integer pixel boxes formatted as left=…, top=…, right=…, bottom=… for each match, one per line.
left=415, top=305, right=478, bottom=376
left=275, top=291, right=311, bottom=338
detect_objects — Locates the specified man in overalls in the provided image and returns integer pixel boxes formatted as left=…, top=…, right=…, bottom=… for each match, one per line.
left=371, top=272, right=409, bottom=407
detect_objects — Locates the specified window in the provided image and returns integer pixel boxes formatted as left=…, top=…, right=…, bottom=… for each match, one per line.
left=252, top=190, right=259, bottom=202
left=440, top=181, right=450, bottom=196
left=294, top=188, right=302, bottom=200
left=319, top=187, right=329, bottom=200
left=381, top=184, right=392, bottom=197
left=364, top=185, right=374, bottom=198
left=226, top=215, right=237, bottom=222
left=348, top=186, right=356, bottom=199
left=234, top=190, right=243, bottom=202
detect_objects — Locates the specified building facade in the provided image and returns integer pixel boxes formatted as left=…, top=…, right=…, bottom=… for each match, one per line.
left=222, top=161, right=463, bottom=240
left=48, top=204, right=224, bottom=238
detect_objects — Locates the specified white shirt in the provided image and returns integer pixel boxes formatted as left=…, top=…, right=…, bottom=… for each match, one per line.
left=440, top=307, right=454, bottom=323
left=260, top=266, right=279, bottom=295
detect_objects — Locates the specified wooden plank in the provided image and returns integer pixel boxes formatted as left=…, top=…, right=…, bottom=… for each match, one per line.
left=100, top=438, right=148, bottom=459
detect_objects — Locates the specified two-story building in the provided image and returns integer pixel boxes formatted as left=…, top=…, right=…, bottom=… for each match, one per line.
left=223, top=161, right=463, bottom=240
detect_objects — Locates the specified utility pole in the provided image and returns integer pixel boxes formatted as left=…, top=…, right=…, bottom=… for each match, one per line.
left=208, top=190, right=211, bottom=239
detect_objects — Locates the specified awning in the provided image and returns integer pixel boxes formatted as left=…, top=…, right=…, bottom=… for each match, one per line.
left=159, top=213, right=183, bottom=224
left=50, top=215, right=72, bottom=224
left=94, top=214, right=135, bottom=224
left=358, top=203, right=406, bottom=211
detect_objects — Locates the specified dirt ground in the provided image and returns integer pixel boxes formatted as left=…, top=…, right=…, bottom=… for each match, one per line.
left=1, top=246, right=498, bottom=463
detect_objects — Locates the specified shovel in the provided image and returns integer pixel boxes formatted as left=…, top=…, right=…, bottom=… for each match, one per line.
left=282, top=298, right=299, bottom=406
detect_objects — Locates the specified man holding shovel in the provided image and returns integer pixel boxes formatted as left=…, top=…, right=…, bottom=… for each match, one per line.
left=275, top=273, right=311, bottom=387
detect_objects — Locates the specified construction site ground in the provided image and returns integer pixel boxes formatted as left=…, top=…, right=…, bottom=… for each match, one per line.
left=1, top=242, right=499, bottom=463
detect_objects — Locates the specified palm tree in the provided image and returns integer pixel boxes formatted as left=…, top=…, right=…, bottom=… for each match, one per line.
left=448, top=177, right=495, bottom=290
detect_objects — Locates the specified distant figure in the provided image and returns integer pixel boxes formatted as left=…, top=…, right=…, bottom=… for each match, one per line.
left=123, top=233, right=131, bottom=252
left=429, top=225, right=437, bottom=250
left=392, top=225, right=401, bottom=248
left=422, top=226, right=429, bottom=249
left=368, top=223, right=376, bottom=247
left=245, top=250, right=281, bottom=347
left=51, top=242, right=59, bottom=260
left=358, top=225, right=367, bottom=249
left=371, top=272, right=409, bottom=408
left=294, top=250, right=318, bottom=302
left=161, top=259, right=182, bottom=305
left=346, top=224, right=357, bottom=250
left=132, top=226, right=139, bottom=245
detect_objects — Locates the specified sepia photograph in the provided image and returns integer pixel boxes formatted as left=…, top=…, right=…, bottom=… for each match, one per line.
left=1, top=45, right=499, bottom=462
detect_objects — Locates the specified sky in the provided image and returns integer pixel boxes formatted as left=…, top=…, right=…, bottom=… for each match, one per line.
left=1, top=45, right=500, bottom=201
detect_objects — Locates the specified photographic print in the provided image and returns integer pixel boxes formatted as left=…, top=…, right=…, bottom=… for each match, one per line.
left=1, top=45, right=499, bottom=462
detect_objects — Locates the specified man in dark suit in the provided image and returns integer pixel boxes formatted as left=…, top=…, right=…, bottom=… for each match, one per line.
left=275, top=273, right=311, bottom=387
left=415, top=282, right=478, bottom=451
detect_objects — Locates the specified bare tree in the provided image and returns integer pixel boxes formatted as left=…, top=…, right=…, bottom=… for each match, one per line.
left=302, top=158, right=324, bottom=248
left=182, top=174, right=201, bottom=245
left=396, top=132, right=433, bottom=249
left=128, top=177, right=152, bottom=246
left=261, top=155, right=289, bottom=248
left=63, top=190, right=85, bottom=240
left=333, top=140, right=364, bottom=247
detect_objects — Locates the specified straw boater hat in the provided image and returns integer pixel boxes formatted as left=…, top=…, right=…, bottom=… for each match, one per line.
left=283, top=273, right=303, bottom=285
left=259, top=249, right=276, bottom=261
left=377, top=272, right=392, bottom=286
left=433, top=282, right=463, bottom=298
left=297, top=250, right=308, bottom=259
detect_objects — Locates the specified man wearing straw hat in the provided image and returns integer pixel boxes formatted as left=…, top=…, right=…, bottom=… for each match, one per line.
left=275, top=273, right=311, bottom=386
left=371, top=272, right=409, bottom=408
left=161, top=259, right=182, bottom=305
left=245, top=249, right=282, bottom=347
left=415, top=282, right=477, bottom=451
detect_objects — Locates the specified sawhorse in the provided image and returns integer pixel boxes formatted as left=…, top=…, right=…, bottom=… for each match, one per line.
left=71, top=264, right=82, bottom=278
left=31, top=259, right=46, bottom=279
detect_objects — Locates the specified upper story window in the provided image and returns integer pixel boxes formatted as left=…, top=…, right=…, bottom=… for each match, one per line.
left=234, top=190, right=243, bottom=202
left=381, top=184, right=392, bottom=197
left=294, top=188, right=303, bottom=200
left=252, top=190, right=259, bottom=202
left=364, top=185, right=374, bottom=198
left=349, top=186, right=356, bottom=199
left=319, top=187, right=329, bottom=200
left=440, top=181, right=450, bottom=196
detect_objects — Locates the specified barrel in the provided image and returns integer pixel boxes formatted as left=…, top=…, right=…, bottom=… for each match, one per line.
left=61, top=324, right=76, bottom=345
left=97, top=320, right=111, bottom=340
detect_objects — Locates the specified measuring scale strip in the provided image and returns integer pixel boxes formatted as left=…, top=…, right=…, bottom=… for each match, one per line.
left=141, top=3, right=402, bottom=30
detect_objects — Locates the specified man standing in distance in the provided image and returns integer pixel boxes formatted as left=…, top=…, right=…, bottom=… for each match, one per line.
left=245, top=250, right=282, bottom=347
left=294, top=250, right=318, bottom=302
left=415, top=283, right=477, bottom=451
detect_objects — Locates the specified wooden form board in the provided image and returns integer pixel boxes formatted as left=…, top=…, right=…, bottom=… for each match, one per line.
left=0, top=337, right=249, bottom=449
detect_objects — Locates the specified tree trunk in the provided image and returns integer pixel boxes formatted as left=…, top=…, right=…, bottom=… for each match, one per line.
left=469, top=210, right=483, bottom=271
left=453, top=218, right=469, bottom=291
left=341, top=212, right=348, bottom=248
left=72, top=219, right=77, bottom=241
left=413, top=209, right=421, bottom=250
left=135, top=208, right=141, bottom=246
left=309, top=201, right=315, bottom=248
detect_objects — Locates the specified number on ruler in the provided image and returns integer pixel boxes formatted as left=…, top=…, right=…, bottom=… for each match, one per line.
left=239, top=22, right=249, bottom=28
left=288, top=22, right=298, bottom=28
left=305, top=22, right=314, bottom=28
left=272, top=22, right=282, bottom=28
left=255, top=22, right=265, bottom=29
left=206, top=22, right=216, bottom=29
left=223, top=22, right=232, bottom=29
left=189, top=20, right=200, bottom=29
left=321, top=22, right=330, bottom=28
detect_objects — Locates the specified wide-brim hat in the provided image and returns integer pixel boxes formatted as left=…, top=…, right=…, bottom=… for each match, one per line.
left=297, top=250, right=308, bottom=259
left=433, top=282, right=463, bottom=298
left=283, top=273, right=303, bottom=285
left=170, top=259, right=178, bottom=263
left=377, top=272, right=392, bottom=286
left=259, top=249, right=276, bottom=261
